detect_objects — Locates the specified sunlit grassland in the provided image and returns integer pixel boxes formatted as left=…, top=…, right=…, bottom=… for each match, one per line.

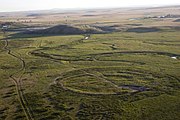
left=0, top=29, right=180, bottom=119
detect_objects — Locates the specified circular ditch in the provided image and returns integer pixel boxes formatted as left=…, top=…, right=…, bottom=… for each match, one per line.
left=55, top=67, right=179, bottom=95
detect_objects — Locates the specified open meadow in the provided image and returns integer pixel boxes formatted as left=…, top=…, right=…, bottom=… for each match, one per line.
left=0, top=6, right=180, bottom=120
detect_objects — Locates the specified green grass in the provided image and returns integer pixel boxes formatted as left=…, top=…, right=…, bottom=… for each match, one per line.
left=0, top=29, right=180, bottom=119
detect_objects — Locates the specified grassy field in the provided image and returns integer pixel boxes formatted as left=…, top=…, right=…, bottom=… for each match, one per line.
left=0, top=6, right=180, bottom=120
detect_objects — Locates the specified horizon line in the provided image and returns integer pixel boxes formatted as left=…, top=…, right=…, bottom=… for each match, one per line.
left=0, top=4, right=180, bottom=13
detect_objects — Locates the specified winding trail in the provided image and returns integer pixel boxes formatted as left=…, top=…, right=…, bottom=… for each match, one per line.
left=31, top=35, right=179, bottom=95
left=30, top=48, right=180, bottom=62
left=2, top=31, right=34, bottom=120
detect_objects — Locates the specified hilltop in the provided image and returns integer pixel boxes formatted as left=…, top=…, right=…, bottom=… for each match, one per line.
left=25, top=24, right=104, bottom=35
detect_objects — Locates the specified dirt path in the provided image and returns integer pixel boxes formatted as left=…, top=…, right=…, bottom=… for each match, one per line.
left=2, top=31, right=34, bottom=120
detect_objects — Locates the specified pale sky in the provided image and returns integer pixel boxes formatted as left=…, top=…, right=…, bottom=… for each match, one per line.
left=0, top=0, right=180, bottom=12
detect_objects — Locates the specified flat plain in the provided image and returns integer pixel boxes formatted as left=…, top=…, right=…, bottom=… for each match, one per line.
left=0, top=6, right=180, bottom=120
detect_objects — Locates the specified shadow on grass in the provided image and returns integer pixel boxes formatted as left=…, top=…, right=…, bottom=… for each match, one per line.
left=126, top=27, right=161, bottom=33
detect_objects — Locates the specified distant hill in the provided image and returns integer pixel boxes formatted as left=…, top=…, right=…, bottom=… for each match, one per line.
left=126, top=27, right=161, bottom=33
left=173, top=19, right=180, bottom=22
left=26, top=24, right=104, bottom=35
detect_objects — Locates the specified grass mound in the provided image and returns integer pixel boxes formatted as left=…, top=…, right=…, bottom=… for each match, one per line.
left=27, top=24, right=103, bottom=35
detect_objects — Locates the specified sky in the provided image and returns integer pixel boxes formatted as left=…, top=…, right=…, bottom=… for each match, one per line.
left=0, top=0, right=180, bottom=12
